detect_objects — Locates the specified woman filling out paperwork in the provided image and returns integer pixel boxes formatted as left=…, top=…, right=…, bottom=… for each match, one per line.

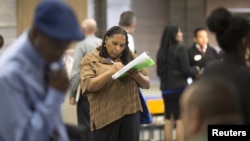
left=79, top=26, right=150, bottom=141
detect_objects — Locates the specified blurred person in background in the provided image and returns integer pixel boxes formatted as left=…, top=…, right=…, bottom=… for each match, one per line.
left=119, top=11, right=152, bottom=125
left=204, top=7, right=250, bottom=124
left=0, top=1, right=83, bottom=141
left=69, top=18, right=102, bottom=141
left=188, top=28, right=218, bottom=80
left=180, top=76, right=242, bottom=141
left=156, top=24, right=200, bottom=141
left=119, top=11, right=136, bottom=53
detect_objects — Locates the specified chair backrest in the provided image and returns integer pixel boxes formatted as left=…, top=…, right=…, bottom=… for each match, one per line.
left=146, top=98, right=164, bottom=115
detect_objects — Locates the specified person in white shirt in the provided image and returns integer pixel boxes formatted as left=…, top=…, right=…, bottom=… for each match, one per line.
left=119, top=11, right=136, bottom=53
left=187, top=28, right=218, bottom=80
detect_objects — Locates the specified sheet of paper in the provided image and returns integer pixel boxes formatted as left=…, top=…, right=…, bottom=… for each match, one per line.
left=75, top=83, right=81, bottom=103
left=112, top=52, right=155, bottom=79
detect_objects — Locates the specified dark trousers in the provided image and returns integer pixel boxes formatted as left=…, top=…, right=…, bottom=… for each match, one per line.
left=66, top=124, right=85, bottom=141
left=92, top=112, right=140, bottom=141
left=77, top=94, right=92, bottom=141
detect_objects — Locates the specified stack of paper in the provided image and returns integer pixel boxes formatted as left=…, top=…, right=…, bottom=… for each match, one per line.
left=112, top=52, right=155, bottom=79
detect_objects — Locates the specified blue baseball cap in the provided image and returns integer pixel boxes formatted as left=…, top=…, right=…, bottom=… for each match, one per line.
left=34, top=0, right=84, bottom=41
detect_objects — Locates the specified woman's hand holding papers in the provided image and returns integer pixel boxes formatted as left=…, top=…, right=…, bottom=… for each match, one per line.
left=127, top=69, right=139, bottom=79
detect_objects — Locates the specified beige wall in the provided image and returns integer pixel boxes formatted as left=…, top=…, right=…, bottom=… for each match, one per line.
left=16, top=0, right=37, bottom=35
left=17, top=0, right=87, bottom=36
left=16, top=0, right=87, bottom=50
left=132, top=0, right=169, bottom=82
left=206, top=0, right=250, bottom=48
left=0, top=0, right=16, bottom=48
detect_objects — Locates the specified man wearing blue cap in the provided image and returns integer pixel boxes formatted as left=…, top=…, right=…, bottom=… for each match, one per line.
left=0, top=1, right=83, bottom=141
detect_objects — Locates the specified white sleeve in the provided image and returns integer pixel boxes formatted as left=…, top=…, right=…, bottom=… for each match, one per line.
left=127, top=34, right=135, bottom=53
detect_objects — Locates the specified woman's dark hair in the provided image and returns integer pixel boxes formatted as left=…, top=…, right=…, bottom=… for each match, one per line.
left=207, top=7, right=250, bottom=53
left=194, top=27, right=206, bottom=37
left=156, top=25, right=179, bottom=77
left=99, top=26, right=133, bottom=65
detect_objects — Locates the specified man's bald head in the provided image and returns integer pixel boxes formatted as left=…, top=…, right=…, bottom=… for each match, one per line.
left=181, top=76, right=242, bottom=140
left=81, top=18, right=98, bottom=34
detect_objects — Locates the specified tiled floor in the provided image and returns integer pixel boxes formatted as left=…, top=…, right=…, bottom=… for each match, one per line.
left=140, top=115, right=165, bottom=141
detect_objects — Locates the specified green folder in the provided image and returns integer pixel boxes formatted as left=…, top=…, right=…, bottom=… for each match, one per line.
left=133, top=57, right=155, bottom=70
left=112, top=52, right=155, bottom=79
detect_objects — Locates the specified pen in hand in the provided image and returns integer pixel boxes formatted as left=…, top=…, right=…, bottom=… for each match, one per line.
left=107, top=58, right=114, bottom=63
left=106, top=58, right=124, bottom=75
